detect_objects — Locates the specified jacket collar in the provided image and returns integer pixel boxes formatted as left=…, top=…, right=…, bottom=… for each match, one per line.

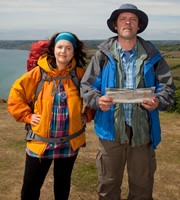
left=98, top=36, right=159, bottom=61
left=37, top=55, right=76, bottom=75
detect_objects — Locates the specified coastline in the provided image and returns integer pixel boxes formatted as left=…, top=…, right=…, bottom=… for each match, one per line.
left=0, top=98, right=7, bottom=103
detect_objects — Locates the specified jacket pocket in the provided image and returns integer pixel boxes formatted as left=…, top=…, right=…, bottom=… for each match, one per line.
left=149, top=150, right=156, bottom=177
left=96, top=151, right=104, bottom=175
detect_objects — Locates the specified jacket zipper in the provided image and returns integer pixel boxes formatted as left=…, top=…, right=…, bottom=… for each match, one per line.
left=39, top=80, right=57, bottom=156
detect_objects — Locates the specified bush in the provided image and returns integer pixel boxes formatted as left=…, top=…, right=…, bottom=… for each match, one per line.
left=168, top=89, right=180, bottom=114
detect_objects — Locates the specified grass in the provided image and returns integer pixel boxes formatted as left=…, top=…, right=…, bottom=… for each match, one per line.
left=72, top=161, right=97, bottom=192
left=156, top=44, right=180, bottom=52
left=165, top=58, right=180, bottom=68
left=1, top=101, right=180, bottom=200
left=162, top=49, right=180, bottom=90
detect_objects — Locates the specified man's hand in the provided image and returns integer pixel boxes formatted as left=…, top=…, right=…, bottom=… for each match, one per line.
left=141, top=97, right=159, bottom=111
left=99, top=96, right=115, bottom=111
left=30, top=114, right=41, bottom=126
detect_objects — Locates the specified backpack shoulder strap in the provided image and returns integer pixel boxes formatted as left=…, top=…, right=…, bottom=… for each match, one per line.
left=34, top=68, right=47, bottom=102
left=99, top=51, right=108, bottom=70
left=34, top=66, right=80, bottom=102
left=69, top=67, right=80, bottom=91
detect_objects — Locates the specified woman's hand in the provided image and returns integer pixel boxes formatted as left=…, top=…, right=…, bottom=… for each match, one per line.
left=30, top=114, right=41, bottom=126
left=81, top=113, right=87, bottom=126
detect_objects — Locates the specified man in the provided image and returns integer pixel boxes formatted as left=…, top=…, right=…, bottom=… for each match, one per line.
left=80, top=3, right=176, bottom=200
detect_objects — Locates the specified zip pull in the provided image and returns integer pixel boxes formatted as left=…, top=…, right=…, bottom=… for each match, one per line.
left=51, top=80, right=56, bottom=96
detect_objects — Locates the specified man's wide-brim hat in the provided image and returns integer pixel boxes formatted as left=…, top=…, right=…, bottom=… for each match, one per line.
left=107, top=4, right=148, bottom=34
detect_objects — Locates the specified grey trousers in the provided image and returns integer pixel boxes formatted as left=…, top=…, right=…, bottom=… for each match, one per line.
left=96, top=138, right=156, bottom=200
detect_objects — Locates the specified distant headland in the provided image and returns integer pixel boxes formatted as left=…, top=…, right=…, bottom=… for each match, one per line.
left=0, top=40, right=180, bottom=51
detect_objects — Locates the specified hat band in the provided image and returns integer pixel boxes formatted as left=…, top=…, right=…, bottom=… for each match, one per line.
left=55, top=32, right=77, bottom=48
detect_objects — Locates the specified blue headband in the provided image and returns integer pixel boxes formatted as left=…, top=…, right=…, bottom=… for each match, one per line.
left=54, top=32, right=77, bottom=49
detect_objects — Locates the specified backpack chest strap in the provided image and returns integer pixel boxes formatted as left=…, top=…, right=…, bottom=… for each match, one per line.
left=44, top=76, right=72, bottom=96
left=44, top=75, right=71, bottom=81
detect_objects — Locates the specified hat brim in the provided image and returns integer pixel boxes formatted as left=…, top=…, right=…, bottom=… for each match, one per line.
left=107, top=9, right=148, bottom=34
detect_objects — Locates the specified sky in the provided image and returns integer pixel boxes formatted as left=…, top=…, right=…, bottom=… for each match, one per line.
left=0, top=0, right=180, bottom=41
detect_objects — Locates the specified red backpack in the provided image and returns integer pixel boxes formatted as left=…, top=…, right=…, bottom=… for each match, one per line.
left=27, top=40, right=49, bottom=71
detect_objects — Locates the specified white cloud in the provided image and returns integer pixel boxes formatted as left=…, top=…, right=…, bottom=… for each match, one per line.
left=0, top=0, right=180, bottom=40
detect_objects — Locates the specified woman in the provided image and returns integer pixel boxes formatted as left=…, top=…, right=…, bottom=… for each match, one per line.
left=8, top=32, right=95, bottom=200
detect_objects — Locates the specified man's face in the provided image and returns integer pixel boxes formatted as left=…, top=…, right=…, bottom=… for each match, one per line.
left=114, top=12, right=140, bottom=40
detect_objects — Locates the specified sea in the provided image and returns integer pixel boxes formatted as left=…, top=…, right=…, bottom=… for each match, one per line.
left=0, top=49, right=29, bottom=100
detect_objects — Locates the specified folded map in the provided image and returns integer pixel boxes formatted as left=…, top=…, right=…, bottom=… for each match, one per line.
left=105, top=87, right=155, bottom=103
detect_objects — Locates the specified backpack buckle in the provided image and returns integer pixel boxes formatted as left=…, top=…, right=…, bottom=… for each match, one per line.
left=58, top=137, right=67, bottom=143
left=26, top=129, right=35, bottom=141
left=29, top=130, right=35, bottom=139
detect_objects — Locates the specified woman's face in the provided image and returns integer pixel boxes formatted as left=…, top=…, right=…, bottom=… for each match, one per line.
left=54, top=40, right=74, bottom=69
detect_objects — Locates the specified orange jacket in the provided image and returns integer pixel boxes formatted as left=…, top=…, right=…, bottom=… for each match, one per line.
left=8, top=55, right=95, bottom=156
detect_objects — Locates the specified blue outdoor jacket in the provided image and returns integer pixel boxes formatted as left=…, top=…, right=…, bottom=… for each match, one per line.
left=81, top=36, right=176, bottom=149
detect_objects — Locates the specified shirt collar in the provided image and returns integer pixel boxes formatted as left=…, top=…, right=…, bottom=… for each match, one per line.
left=117, top=41, right=138, bottom=58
